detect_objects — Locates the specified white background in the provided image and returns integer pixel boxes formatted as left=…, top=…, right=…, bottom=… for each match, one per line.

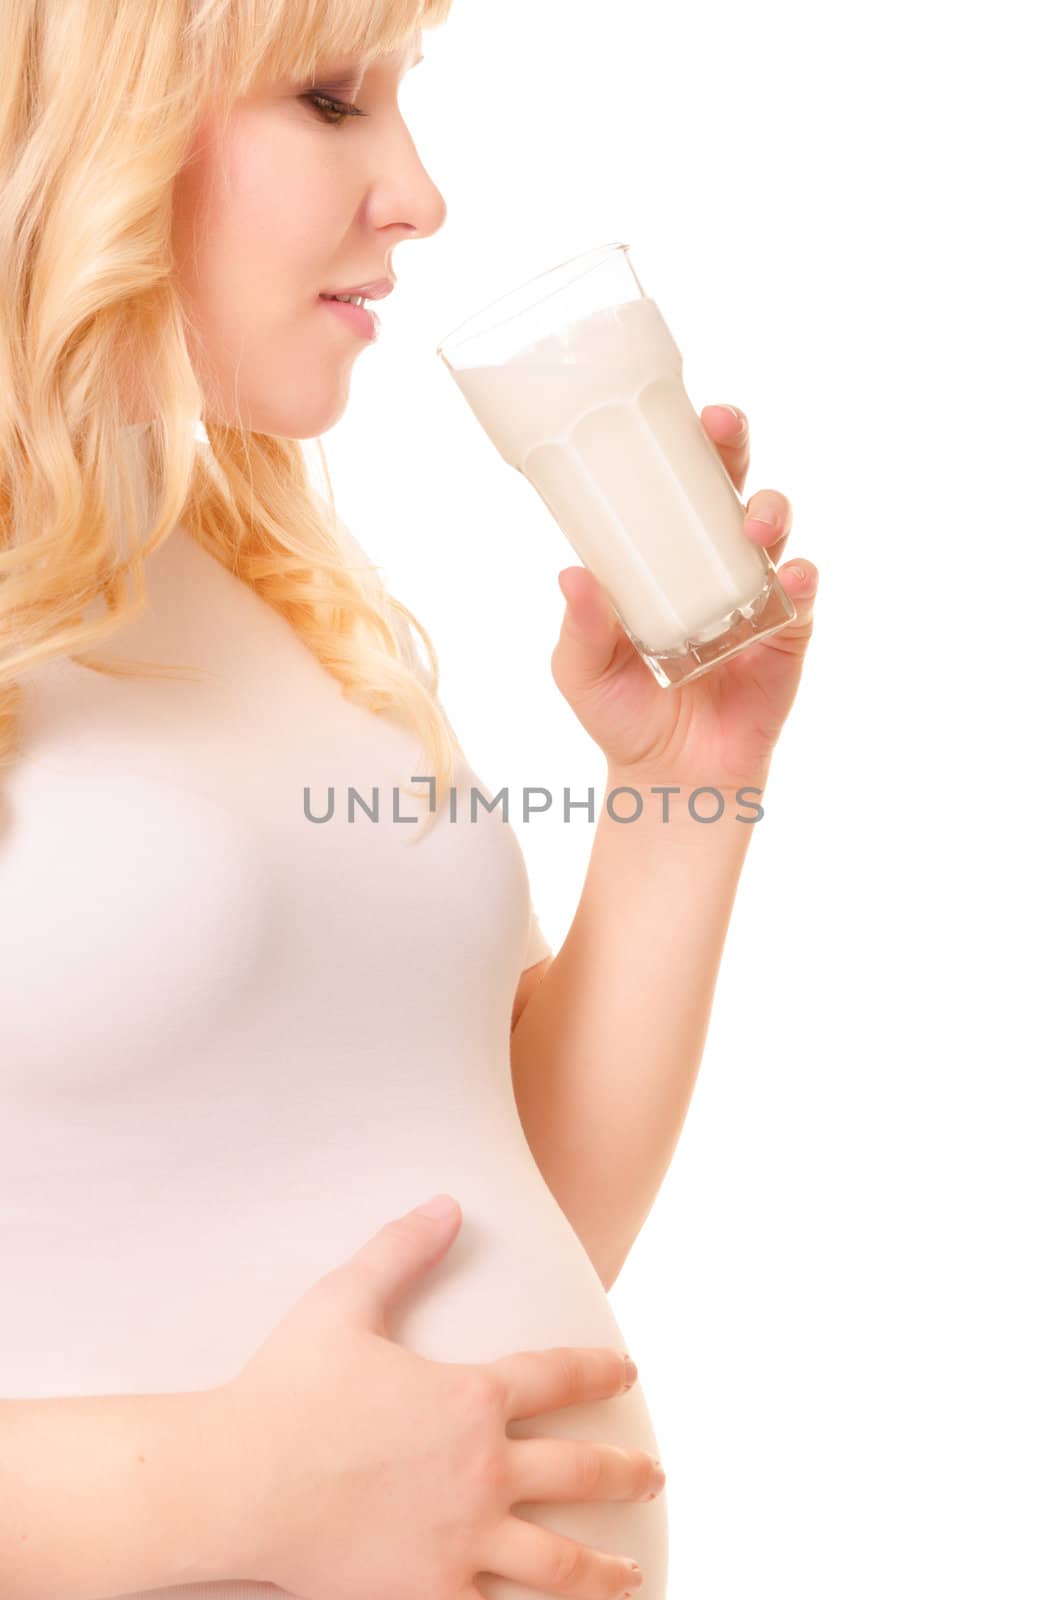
left=316, top=1, right=1058, bottom=1594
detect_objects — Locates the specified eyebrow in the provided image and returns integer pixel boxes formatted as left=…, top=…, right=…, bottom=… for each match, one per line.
left=368, top=49, right=424, bottom=75
left=308, top=47, right=423, bottom=87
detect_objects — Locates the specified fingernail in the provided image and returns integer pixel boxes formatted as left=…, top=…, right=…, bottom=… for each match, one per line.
left=746, top=511, right=777, bottom=532
left=622, top=1355, right=639, bottom=1389
left=724, top=405, right=747, bottom=431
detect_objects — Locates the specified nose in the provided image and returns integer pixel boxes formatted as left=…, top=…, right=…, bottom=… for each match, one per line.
left=409, top=172, right=447, bottom=241
left=366, top=121, right=448, bottom=244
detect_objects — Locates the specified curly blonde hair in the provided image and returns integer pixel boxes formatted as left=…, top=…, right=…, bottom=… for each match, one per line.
left=0, top=0, right=460, bottom=843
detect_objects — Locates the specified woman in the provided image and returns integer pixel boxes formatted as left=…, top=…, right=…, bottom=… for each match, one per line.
left=0, top=2, right=818, bottom=1598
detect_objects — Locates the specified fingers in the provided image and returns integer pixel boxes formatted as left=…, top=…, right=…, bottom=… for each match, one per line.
left=701, top=403, right=750, bottom=495
left=700, top=404, right=795, bottom=565
left=744, top=487, right=794, bottom=565
left=491, top=1346, right=636, bottom=1422
left=770, top=560, right=819, bottom=645
left=508, top=1436, right=665, bottom=1505
left=481, top=1513, right=645, bottom=1599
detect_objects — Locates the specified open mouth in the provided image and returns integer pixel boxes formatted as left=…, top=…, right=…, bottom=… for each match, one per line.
left=318, top=294, right=379, bottom=339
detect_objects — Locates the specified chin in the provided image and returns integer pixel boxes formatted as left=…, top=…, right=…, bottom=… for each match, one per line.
left=216, top=395, right=352, bottom=440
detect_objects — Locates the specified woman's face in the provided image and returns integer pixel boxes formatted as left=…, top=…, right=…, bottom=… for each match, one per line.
left=169, top=34, right=444, bottom=437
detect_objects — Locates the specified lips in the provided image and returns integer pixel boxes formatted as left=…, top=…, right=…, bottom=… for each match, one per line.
left=321, top=278, right=394, bottom=301
left=318, top=295, right=381, bottom=341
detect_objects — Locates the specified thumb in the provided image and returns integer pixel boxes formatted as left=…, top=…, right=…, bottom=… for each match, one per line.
left=553, top=567, right=623, bottom=690
left=347, top=1193, right=462, bottom=1331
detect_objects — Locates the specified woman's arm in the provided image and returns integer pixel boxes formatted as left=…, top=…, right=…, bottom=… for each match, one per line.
left=514, top=402, right=814, bottom=1293
left=509, top=766, right=760, bottom=1292
left=510, top=954, right=553, bottom=1034
left=0, top=1386, right=247, bottom=1600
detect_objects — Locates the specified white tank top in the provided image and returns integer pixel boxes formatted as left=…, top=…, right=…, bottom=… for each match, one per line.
left=0, top=429, right=667, bottom=1600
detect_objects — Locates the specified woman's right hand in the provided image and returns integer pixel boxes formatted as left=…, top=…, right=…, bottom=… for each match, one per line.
left=213, top=1193, right=660, bottom=1600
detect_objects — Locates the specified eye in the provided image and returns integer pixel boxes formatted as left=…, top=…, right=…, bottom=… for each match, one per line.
left=304, top=91, right=370, bottom=127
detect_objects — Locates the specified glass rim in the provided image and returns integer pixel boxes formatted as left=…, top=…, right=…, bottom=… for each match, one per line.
left=436, top=240, right=631, bottom=360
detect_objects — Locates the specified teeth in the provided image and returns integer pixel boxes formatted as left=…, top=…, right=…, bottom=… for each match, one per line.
left=324, top=293, right=366, bottom=305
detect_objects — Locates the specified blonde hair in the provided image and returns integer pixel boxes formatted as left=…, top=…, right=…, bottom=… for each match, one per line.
left=0, top=0, right=460, bottom=844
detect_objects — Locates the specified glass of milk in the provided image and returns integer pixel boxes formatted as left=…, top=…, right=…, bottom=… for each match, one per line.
left=437, top=242, right=796, bottom=688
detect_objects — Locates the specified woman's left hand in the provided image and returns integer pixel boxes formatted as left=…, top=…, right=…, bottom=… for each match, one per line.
left=550, top=403, right=818, bottom=793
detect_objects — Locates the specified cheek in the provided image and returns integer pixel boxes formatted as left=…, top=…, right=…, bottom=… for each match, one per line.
left=173, top=116, right=356, bottom=353
left=226, top=125, right=352, bottom=295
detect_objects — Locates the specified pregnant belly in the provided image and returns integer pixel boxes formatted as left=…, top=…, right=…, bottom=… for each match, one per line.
left=6, top=1121, right=669, bottom=1600
left=388, top=1160, right=669, bottom=1600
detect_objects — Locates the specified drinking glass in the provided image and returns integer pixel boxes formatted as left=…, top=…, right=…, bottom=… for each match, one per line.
left=437, top=241, right=796, bottom=688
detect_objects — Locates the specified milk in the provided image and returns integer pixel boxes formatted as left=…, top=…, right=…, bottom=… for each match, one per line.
left=450, top=296, right=788, bottom=673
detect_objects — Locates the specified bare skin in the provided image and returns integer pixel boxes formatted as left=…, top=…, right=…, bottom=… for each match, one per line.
left=124, top=34, right=445, bottom=433
left=216, top=1197, right=660, bottom=1600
